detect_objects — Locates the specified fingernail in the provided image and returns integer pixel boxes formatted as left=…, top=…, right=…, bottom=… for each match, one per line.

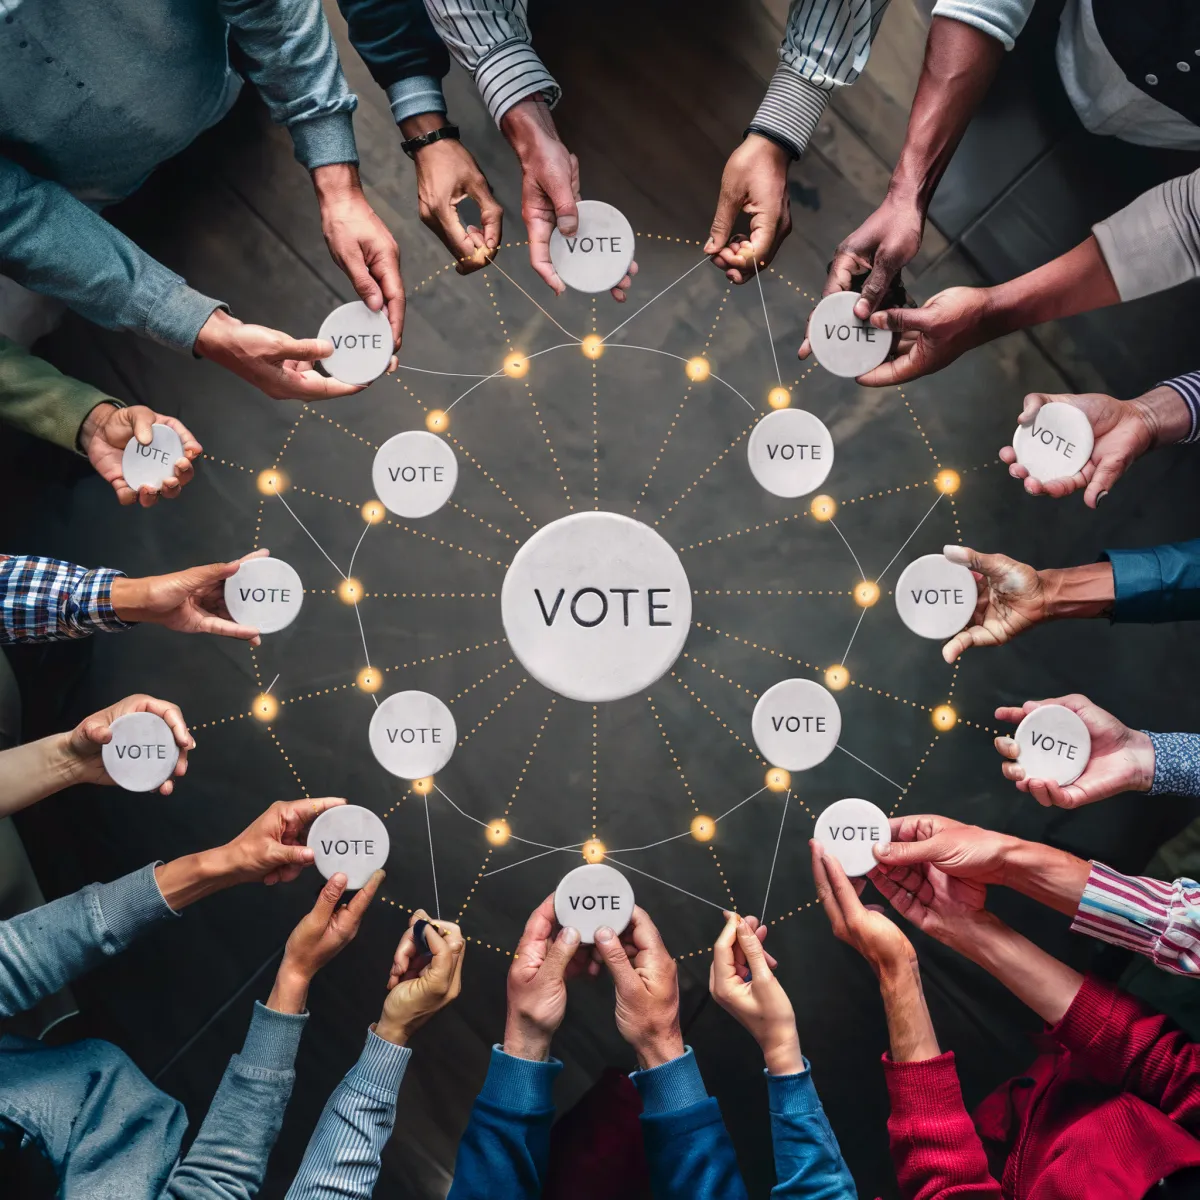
left=943, top=544, right=968, bottom=564
left=874, top=843, right=892, bottom=857
left=561, top=926, right=580, bottom=946
left=1096, top=490, right=1108, bottom=504
left=595, top=926, right=614, bottom=944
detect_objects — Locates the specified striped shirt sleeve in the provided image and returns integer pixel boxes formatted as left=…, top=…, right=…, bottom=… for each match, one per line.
left=748, top=0, right=891, bottom=159
left=285, top=1030, right=412, bottom=1199
left=0, top=555, right=130, bottom=643
left=1072, top=861, right=1200, bottom=977
left=1160, top=372, right=1200, bottom=444
left=422, top=0, right=560, bottom=125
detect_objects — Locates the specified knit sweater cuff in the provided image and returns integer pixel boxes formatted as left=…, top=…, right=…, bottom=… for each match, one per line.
left=480, top=1046, right=561, bottom=1112
left=387, top=76, right=448, bottom=125
left=239, top=1001, right=308, bottom=1072
left=289, top=111, right=360, bottom=170
left=1048, top=973, right=1120, bottom=1051
left=630, top=1047, right=707, bottom=1115
left=881, top=1051, right=966, bottom=1124
left=96, top=863, right=180, bottom=947
left=766, top=1058, right=822, bottom=1116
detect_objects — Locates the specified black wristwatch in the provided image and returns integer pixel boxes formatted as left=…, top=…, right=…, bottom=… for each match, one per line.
left=401, top=124, right=460, bottom=159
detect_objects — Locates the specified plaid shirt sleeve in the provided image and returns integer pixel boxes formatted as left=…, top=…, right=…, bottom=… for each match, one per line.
left=0, top=555, right=132, bottom=643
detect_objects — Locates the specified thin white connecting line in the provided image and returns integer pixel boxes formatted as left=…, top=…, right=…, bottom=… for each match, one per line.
left=760, top=789, right=790, bottom=924
left=875, top=493, right=945, bottom=586
left=481, top=843, right=587, bottom=879
left=264, top=673, right=280, bottom=695
left=753, top=263, right=783, bottom=389
left=347, top=519, right=372, bottom=579
left=601, top=253, right=711, bottom=344
left=424, top=792, right=441, bottom=921
left=394, top=364, right=496, bottom=379
left=828, top=520, right=866, bottom=581
left=841, top=606, right=868, bottom=665
left=274, top=492, right=347, bottom=579
left=444, top=342, right=579, bottom=413
left=836, top=744, right=908, bottom=793
left=599, top=345, right=757, bottom=412
left=487, top=258, right=583, bottom=342
left=433, top=785, right=582, bottom=853
left=604, top=855, right=730, bottom=914
left=607, top=784, right=768, bottom=854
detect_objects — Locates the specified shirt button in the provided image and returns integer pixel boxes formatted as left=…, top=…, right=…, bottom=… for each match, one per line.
left=1146, top=73, right=1159, bottom=85
left=1179, top=62, right=1192, bottom=72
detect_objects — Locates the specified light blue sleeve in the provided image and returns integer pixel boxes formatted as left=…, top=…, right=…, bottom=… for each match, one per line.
left=767, top=1062, right=857, bottom=1198
left=929, top=0, right=1038, bottom=51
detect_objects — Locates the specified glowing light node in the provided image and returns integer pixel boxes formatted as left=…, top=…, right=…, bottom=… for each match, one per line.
left=338, top=577, right=364, bottom=605
left=690, top=815, right=715, bottom=842
left=825, top=664, right=850, bottom=690
left=426, top=409, right=449, bottom=433
left=361, top=500, right=385, bottom=524
left=932, top=704, right=958, bottom=731
left=486, top=818, right=511, bottom=846
left=582, top=839, right=606, bottom=864
left=854, top=580, right=880, bottom=608
left=356, top=666, right=382, bottom=693
left=257, top=469, right=288, bottom=496
left=252, top=693, right=278, bottom=722
left=503, top=352, right=530, bottom=379
left=935, top=469, right=961, bottom=495
left=411, top=776, right=435, bottom=796
left=810, top=494, right=837, bottom=522
left=765, top=767, right=791, bottom=793
left=767, top=386, right=791, bottom=409
left=581, top=335, right=604, bottom=360
left=685, top=356, right=711, bottom=382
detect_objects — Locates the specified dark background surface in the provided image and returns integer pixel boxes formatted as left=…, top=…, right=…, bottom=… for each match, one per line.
left=4, top=1, right=1200, bottom=1195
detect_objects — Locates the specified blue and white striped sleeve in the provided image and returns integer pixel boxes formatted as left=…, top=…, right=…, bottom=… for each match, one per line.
left=1158, top=372, right=1200, bottom=444
left=422, top=0, right=560, bottom=125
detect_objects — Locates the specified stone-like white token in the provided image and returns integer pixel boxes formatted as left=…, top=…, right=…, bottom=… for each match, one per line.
left=372, top=431, right=457, bottom=518
left=121, top=424, right=184, bottom=493
left=502, top=511, right=690, bottom=703
left=806, top=292, right=891, bottom=378
left=224, top=557, right=303, bottom=635
left=747, top=409, right=834, bottom=498
left=1012, top=402, right=1094, bottom=483
left=1013, top=704, right=1091, bottom=786
left=101, top=711, right=180, bottom=793
left=549, top=200, right=636, bottom=294
left=813, top=798, right=891, bottom=877
left=318, top=301, right=393, bottom=385
left=894, top=553, right=977, bottom=639
left=752, top=679, right=841, bottom=771
left=309, top=805, right=390, bottom=890
left=369, top=690, right=456, bottom=779
left=554, top=863, right=634, bottom=944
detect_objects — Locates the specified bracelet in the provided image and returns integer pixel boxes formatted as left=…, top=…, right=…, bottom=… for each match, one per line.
left=401, top=124, right=460, bottom=160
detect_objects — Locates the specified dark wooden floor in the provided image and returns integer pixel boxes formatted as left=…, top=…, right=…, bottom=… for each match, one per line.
left=6, top=2, right=1200, bottom=1196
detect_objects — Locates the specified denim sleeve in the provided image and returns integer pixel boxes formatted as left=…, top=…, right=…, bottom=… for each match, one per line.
left=0, top=864, right=176, bottom=1018
left=766, top=1063, right=857, bottom=1198
left=0, top=156, right=225, bottom=353
left=166, top=1002, right=308, bottom=1200
left=218, top=0, right=359, bottom=168
left=1104, top=539, right=1200, bottom=623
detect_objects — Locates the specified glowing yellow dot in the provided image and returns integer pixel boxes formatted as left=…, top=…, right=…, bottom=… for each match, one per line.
left=768, top=386, right=791, bottom=409
left=854, top=580, right=880, bottom=608
left=356, top=666, right=382, bottom=693
left=486, top=819, right=511, bottom=846
left=810, top=494, right=837, bottom=521
left=581, top=335, right=604, bottom=360
left=935, top=469, right=961, bottom=495
left=252, top=693, right=278, bottom=722
left=582, top=839, right=606, bottom=864
left=765, top=768, right=791, bottom=793
left=932, top=704, right=958, bottom=731
left=411, top=776, right=434, bottom=796
left=338, top=577, right=364, bottom=605
left=426, top=409, right=449, bottom=433
left=503, top=352, right=530, bottom=379
left=361, top=500, right=385, bottom=524
left=685, top=356, right=711, bottom=382
left=257, top=469, right=288, bottom=496
left=690, top=815, right=715, bottom=842
left=825, top=664, right=850, bottom=690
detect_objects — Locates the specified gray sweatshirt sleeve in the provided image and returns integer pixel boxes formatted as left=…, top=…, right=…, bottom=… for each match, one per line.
left=1093, top=169, right=1200, bottom=301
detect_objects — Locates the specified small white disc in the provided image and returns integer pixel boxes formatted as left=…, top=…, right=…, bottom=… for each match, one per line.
left=1013, top=704, right=1091, bottom=786
left=309, top=805, right=390, bottom=889
left=224, top=558, right=304, bottom=635
left=369, top=690, right=456, bottom=779
left=806, top=292, right=891, bottom=378
left=751, top=679, right=841, bottom=771
left=548, top=200, right=636, bottom=294
left=894, top=554, right=977, bottom=639
left=747, top=409, right=834, bottom=498
left=372, top=431, right=457, bottom=518
left=101, top=711, right=180, bottom=793
left=318, top=301, right=393, bottom=385
left=554, top=863, right=634, bottom=944
left=813, top=798, right=891, bottom=877
left=1012, top=402, right=1094, bottom=483
left=121, top=424, right=185, bottom=493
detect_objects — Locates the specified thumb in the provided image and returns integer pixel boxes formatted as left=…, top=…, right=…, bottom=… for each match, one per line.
left=706, top=190, right=739, bottom=255
left=942, top=543, right=993, bottom=577
left=854, top=256, right=897, bottom=319
left=540, top=925, right=581, bottom=982
left=873, top=837, right=941, bottom=867
left=870, top=306, right=934, bottom=334
left=544, top=171, right=578, bottom=236
left=594, top=925, right=637, bottom=991
left=312, top=873, right=348, bottom=923
left=132, top=408, right=155, bottom=445
left=279, top=337, right=334, bottom=362
left=421, top=924, right=457, bottom=990
left=1084, top=456, right=1125, bottom=509
left=278, top=842, right=316, bottom=868
left=734, top=921, right=771, bottom=981
left=1018, top=392, right=1053, bottom=428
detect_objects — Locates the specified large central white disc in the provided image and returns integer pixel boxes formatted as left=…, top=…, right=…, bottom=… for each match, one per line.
left=501, top=512, right=691, bottom=702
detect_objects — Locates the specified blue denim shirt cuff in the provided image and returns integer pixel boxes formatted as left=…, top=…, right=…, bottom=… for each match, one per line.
left=387, top=76, right=448, bottom=125
left=765, top=1058, right=822, bottom=1115
left=480, top=1046, right=562, bottom=1112
left=97, top=863, right=180, bottom=947
left=289, top=111, right=359, bottom=170
left=630, top=1046, right=707, bottom=1115
left=239, top=1001, right=308, bottom=1072
left=1102, top=547, right=1162, bottom=622
left=141, top=277, right=227, bottom=356
left=349, top=1029, right=413, bottom=1101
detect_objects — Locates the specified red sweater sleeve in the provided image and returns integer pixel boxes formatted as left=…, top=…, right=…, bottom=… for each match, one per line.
left=1051, top=974, right=1200, bottom=1130
left=883, top=1052, right=1003, bottom=1200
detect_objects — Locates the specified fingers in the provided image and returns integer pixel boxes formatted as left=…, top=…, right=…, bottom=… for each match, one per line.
left=822, top=850, right=867, bottom=922
left=854, top=256, right=899, bottom=319
left=421, top=921, right=464, bottom=991
left=541, top=924, right=582, bottom=982
left=313, top=873, right=349, bottom=923
left=824, top=249, right=863, bottom=298
left=370, top=241, right=405, bottom=348
left=594, top=924, right=638, bottom=989
left=234, top=548, right=271, bottom=566
left=705, top=187, right=740, bottom=258
left=712, top=912, right=739, bottom=980
left=159, top=415, right=202, bottom=459
left=1084, top=455, right=1125, bottom=510
left=872, top=835, right=941, bottom=868
left=811, top=840, right=847, bottom=939
left=610, top=258, right=637, bottom=303
left=281, top=337, right=335, bottom=362
left=474, top=181, right=504, bottom=253
left=131, top=408, right=155, bottom=444
left=1017, top=392, right=1052, bottom=427
left=994, top=735, right=1020, bottom=763
left=347, top=869, right=385, bottom=920
left=278, top=365, right=366, bottom=401
left=734, top=920, right=771, bottom=981
left=342, top=241, right=385, bottom=314
left=195, top=612, right=262, bottom=644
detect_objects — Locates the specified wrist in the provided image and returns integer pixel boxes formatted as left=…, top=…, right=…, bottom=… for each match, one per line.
left=399, top=111, right=448, bottom=141
left=109, top=576, right=151, bottom=624
left=634, top=1028, right=685, bottom=1071
left=311, top=162, right=363, bottom=204
left=78, top=402, right=118, bottom=454
left=1038, top=563, right=1115, bottom=620
left=502, top=1017, right=553, bottom=1062
left=194, top=308, right=241, bottom=358
left=154, top=847, right=230, bottom=912
left=373, top=1017, right=412, bottom=1047
left=761, top=1031, right=804, bottom=1077
left=47, top=731, right=93, bottom=788
left=743, top=131, right=793, bottom=173
left=1128, top=729, right=1157, bottom=792
left=267, top=962, right=311, bottom=1015
left=1130, top=385, right=1191, bottom=449
left=499, top=96, right=558, bottom=160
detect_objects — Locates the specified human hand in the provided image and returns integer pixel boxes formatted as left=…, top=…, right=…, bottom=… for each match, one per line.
left=704, top=135, right=792, bottom=284
left=375, top=908, right=466, bottom=1045
left=220, top=796, right=348, bottom=887
left=939, top=543, right=1047, bottom=664
left=710, top=912, right=801, bottom=1075
left=869, top=847, right=991, bottom=950
left=79, top=404, right=201, bottom=507
left=194, top=310, right=365, bottom=401
left=825, top=192, right=926, bottom=319
left=313, top=163, right=404, bottom=347
left=109, top=547, right=271, bottom=644
left=872, top=814, right=1014, bottom=887
left=595, top=907, right=684, bottom=1070
left=994, top=695, right=1155, bottom=808
left=66, top=694, right=193, bottom=795
left=269, top=869, right=384, bottom=1013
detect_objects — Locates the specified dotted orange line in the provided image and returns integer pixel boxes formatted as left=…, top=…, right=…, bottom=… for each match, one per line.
left=457, top=678, right=528, bottom=748
left=669, top=671, right=764, bottom=762
left=655, top=416, right=758, bottom=526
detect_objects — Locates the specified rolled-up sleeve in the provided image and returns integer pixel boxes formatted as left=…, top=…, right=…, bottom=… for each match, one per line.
left=1103, top=539, right=1200, bottom=623
left=929, top=0, right=1037, bottom=51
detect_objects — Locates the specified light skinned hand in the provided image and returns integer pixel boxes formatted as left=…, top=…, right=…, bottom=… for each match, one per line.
left=869, top=850, right=990, bottom=949
left=79, top=404, right=201, bottom=507
left=376, top=908, right=466, bottom=1045
left=705, top=135, right=792, bottom=283
left=413, top=138, right=504, bottom=274
left=276, top=868, right=383, bottom=992
left=939, top=543, right=1047, bottom=663
left=710, top=911, right=801, bottom=1075
left=872, top=814, right=1012, bottom=886
left=109, top=547, right=271, bottom=645
left=994, top=694, right=1155, bottom=808
left=221, top=796, right=348, bottom=887
left=67, top=694, right=193, bottom=795
left=595, top=906, right=684, bottom=1070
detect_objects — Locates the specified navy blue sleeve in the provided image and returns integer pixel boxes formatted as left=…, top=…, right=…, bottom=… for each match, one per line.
left=1104, top=539, right=1200, bottom=623
left=767, top=1063, right=857, bottom=1198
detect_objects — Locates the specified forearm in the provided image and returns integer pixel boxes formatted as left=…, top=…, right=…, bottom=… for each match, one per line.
left=879, top=960, right=941, bottom=1063
left=997, top=836, right=1093, bottom=916
left=0, top=734, right=88, bottom=817
left=1038, top=561, right=1115, bottom=621
left=154, top=847, right=236, bottom=911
